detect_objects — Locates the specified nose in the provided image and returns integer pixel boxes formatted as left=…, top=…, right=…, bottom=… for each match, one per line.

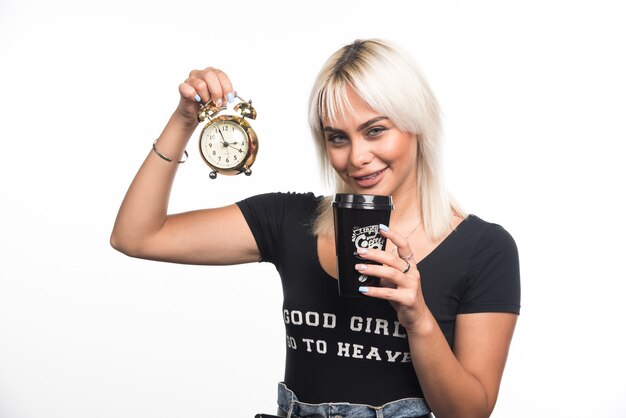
left=349, top=138, right=373, bottom=168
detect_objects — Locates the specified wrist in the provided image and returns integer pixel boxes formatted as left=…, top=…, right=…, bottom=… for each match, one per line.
left=404, top=308, right=438, bottom=338
left=172, top=105, right=200, bottom=130
left=154, top=109, right=198, bottom=154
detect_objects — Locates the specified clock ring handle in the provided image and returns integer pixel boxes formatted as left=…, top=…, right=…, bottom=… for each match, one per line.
left=197, top=100, right=226, bottom=122
left=197, top=93, right=256, bottom=122
left=233, top=94, right=257, bottom=120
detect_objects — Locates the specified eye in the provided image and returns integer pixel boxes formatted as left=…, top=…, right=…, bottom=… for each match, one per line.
left=326, top=133, right=348, bottom=145
left=367, top=126, right=387, bottom=137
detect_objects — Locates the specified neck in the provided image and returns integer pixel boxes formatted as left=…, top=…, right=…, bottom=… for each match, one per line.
left=389, top=185, right=422, bottom=232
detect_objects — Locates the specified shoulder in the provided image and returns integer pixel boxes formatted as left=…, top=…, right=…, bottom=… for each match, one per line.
left=457, top=215, right=521, bottom=313
left=236, top=191, right=325, bottom=220
left=460, top=215, right=517, bottom=250
left=462, top=214, right=519, bottom=281
left=237, top=191, right=323, bottom=209
left=234, top=192, right=324, bottom=264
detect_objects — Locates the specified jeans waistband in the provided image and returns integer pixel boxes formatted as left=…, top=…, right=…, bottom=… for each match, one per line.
left=277, top=382, right=431, bottom=418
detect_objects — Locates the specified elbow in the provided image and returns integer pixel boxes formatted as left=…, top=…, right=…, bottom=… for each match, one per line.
left=431, top=383, right=495, bottom=418
left=110, top=231, right=142, bottom=258
left=110, top=223, right=163, bottom=260
left=432, top=408, right=493, bottom=418
left=110, top=232, right=129, bottom=255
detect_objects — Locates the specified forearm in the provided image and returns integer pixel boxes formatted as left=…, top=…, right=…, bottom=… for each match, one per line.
left=408, top=310, right=490, bottom=418
left=110, top=110, right=197, bottom=253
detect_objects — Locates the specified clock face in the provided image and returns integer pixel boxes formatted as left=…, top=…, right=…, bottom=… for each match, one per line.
left=200, top=120, right=250, bottom=169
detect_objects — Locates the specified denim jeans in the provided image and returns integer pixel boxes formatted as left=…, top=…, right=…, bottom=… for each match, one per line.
left=276, top=382, right=432, bottom=418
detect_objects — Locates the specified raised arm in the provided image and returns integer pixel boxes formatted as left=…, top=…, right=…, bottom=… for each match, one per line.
left=110, top=68, right=260, bottom=265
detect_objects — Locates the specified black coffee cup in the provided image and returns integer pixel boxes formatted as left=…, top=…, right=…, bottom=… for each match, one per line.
left=332, top=194, right=394, bottom=297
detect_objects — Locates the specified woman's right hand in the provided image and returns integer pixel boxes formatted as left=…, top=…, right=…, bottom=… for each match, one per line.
left=175, top=67, right=236, bottom=125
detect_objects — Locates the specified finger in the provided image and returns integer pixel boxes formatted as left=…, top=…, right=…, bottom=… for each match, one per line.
left=356, top=246, right=408, bottom=272
left=354, top=262, right=410, bottom=288
left=178, top=82, right=199, bottom=102
left=358, top=285, right=399, bottom=301
left=378, top=224, right=414, bottom=259
left=186, top=68, right=222, bottom=105
left=214, top=69, right=235, bottom=103
left=199, top=67, right=235, bottom=106
left=360, top=285, right=422, bottom=311
left=186, top=75, right=213, bottom=105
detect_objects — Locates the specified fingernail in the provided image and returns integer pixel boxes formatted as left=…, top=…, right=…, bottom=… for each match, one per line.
left=359, top=286, right=369, bottom=293
left=226, top=92, right=234, bottom=103
left=215, top=98, right=223, bottom=107
left=357, top=247, right=368, bottom=255
left=379, top=224, right=389, bottom=232
left=194, top=94, right=202, bottom=103
left=355, top=264, right=367, bottom=271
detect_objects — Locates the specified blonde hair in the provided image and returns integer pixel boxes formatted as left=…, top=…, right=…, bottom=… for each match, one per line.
left=309, top=39, right=465, bottom=241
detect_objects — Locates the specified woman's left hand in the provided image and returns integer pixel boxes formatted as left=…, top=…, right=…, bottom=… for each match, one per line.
left=355, top=225, right=428, bottom=333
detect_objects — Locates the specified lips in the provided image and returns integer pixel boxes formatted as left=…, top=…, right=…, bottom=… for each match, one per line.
left=351, top=167, right=388, bottom=188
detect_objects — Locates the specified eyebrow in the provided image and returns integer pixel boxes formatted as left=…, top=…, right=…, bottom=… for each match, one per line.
left=323, top=116, right=389, bottom=133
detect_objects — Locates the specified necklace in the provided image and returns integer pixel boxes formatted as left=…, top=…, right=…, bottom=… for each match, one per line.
left=390, top=219, right=422, bottom=254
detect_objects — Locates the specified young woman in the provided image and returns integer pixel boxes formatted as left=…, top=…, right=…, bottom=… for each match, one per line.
left=111, top=39, right=520, bottom=418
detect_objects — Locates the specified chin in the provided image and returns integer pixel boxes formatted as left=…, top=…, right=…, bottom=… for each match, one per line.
left=353, top=184, right=392, bottom=196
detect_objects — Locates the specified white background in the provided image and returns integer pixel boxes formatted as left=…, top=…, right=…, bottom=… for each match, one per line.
left=1, top=1, right=625, bottom=417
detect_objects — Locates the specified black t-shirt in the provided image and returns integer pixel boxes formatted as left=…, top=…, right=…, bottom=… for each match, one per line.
left=237, top=192, right=520, bottom=405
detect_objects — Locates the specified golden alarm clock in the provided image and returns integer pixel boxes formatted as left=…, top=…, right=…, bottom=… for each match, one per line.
left=196, top=94, right=258, bottom=179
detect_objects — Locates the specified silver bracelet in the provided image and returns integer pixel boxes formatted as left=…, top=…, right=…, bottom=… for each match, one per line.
left=152, top=140, right=188, bottom=164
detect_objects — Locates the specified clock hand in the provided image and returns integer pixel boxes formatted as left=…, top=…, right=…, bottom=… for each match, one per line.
left=216, top=125, right=229, bottom=146
left=228, top=144, right=244, bottom=153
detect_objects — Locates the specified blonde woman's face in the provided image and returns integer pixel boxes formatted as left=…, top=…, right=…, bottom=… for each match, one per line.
left=322, top=88, right=418, bottom=198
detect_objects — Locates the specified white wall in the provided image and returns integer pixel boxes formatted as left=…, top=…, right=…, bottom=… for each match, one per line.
left=1, top=1, right=625, bottom=417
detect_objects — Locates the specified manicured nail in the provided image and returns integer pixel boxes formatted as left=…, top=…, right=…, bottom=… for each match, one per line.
left=215, top=97, right=223, bottom=107
left=194, top=94, right=202, bottom=103
left=359, top=286, right=369, bottom=293
left=357, top=247, right=368, bottom=255
left=379, top=224, right=389, bottom=232
left=226, top=92, right=234, bottom=103
left=355, top=264, right=367, bottom=271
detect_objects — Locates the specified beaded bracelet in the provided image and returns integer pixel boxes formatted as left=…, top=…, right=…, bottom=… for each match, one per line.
left=152, top=140, right=188, bottom=164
